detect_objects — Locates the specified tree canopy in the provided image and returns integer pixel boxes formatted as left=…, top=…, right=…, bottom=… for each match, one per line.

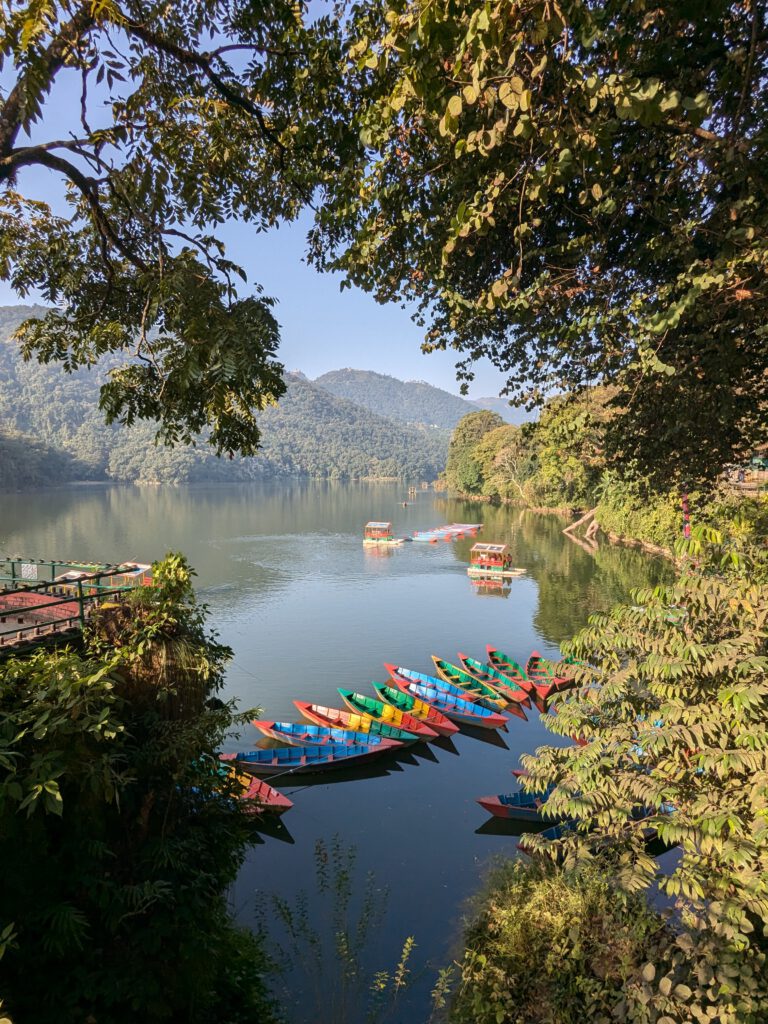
left=0, top=0, right=348, bottom=454
left=311, top=0, right=768, bottom=485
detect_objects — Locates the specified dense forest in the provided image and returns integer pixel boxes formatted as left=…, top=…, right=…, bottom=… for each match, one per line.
left=443, top=395, right=768, bottom=551
left=314, top=368, right=521, bottom=428
left=0, top=307, right=447, bottom=486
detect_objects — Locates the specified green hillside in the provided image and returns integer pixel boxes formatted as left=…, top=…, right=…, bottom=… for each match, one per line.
left=0, top=307, right=447, bottom=485
left=314, top=367, right=526, bottom=427
left=314, top=368, right=478, bottom=428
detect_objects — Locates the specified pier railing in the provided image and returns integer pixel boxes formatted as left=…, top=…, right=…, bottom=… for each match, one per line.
left=0, top=563, right=151, bottom=653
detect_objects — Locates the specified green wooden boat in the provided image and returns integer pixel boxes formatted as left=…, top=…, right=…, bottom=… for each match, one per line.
left=371, top=682, right=460, bottom=736
left=336, top=690, right=439, bottom=739
left=455, top=654, right=532, bottom=708
left=433, top=656, right=529, bottom=709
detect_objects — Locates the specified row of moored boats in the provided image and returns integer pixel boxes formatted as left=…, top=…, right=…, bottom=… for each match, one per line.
left=219, top=648, right=579, bottom=818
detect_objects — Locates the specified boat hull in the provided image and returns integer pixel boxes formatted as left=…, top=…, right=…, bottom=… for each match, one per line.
left=337, top=689, right=439, bottom=739
left=389, top=677, right=508, bottom=730
left=253, top=720, right=410, bottom=747
left=227, top=742, right=396, bottom=777
left=293, top=701, right=422, bottom=742
left=371, top=682, right=459, bottom=736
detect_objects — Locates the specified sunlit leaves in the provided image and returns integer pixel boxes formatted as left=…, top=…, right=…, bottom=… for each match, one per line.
left=1, top=1, right=349, bottom=455
left=313, top=0, right=768, bottom=484
left=517, top=546, right=768, bottom=1017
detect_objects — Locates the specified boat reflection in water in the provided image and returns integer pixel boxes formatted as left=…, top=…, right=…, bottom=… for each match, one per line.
left=469, top=576, right=513, bottom=598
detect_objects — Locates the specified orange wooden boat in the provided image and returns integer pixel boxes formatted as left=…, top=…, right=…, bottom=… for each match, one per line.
left=294, top=699, right=438, bottom=740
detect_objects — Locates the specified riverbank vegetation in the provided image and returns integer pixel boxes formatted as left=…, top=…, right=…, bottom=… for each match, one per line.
left=443, top=395, right=768, bottom=553
left=441, top=533, right=768, bottom=1023
left=0, top=556, right=279, bottom=1024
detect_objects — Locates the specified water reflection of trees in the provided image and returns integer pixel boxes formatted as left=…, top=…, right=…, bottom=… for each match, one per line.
left=438, top=501, right=674, bottom=647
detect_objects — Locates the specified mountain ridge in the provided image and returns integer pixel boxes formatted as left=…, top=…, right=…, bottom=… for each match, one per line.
left=0, top=306, right=447, bottom=486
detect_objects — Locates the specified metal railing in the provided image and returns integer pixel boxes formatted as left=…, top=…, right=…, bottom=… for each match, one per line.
left=0, top=568, right=148, bottom=651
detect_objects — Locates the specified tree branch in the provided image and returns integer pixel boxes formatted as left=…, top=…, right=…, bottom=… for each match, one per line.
left=123, top=20, right=285, bottom=156
left=12, top=148, right=149, bottom=272
left=0, top=6, right=96, bottom=160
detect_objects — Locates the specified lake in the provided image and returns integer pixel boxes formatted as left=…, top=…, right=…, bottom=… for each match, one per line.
left=0, top=480, right=672, bottom=1023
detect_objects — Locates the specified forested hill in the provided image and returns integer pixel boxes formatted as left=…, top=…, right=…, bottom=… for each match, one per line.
left=315, top=368, right=478, bottom=428
left=0, top=307, right=447, bottom=486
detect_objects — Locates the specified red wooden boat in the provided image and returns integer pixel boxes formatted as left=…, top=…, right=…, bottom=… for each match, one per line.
left=218, top=761, right=294, bottom=814
left=293, top=700, right=438, bottom=740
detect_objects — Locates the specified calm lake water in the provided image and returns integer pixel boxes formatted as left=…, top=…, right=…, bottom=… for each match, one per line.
left=0, top=481, right=672, bottom=1023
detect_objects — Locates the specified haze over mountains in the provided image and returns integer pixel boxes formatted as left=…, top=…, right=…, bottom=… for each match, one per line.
left=0, top=305, right=522, bottom=487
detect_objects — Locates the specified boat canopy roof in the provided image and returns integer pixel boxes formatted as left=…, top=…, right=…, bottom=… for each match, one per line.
left=365, top=521, right=392, bottom=530
left=471, top=543, right=510, bottom=556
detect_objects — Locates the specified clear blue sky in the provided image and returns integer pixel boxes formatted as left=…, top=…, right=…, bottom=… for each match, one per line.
left=0, top=62, right=509, bottom=399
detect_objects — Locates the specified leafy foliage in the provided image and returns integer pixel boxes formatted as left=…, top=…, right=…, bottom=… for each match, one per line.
left=444, top=387, right=768, bottom=551
left=312, top=0, right=768, bottom=485
left=519, top=538, right=768, bottom=1022
left=444, top=409, right=503, bottom=493
left=0, top=554, right=279, bottom=1023
left=446, top=859, right=674, bottom=1024
left=0, top=0, right=350, bottom=454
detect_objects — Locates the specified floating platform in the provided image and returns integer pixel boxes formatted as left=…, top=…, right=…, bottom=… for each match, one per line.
left=467, top=566, right=525, bottom=578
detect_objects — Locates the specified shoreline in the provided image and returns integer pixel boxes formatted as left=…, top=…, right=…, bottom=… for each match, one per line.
left=449, top=492, right=676, bottom=561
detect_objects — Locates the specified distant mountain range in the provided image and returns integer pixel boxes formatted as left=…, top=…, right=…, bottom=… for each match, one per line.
left=0, top=307, right=450, bottom=486
left=314, top=368, right=526, bottom=428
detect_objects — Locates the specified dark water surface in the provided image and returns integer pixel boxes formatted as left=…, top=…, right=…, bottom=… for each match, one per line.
left=0, top=481, right=672, bottom=1023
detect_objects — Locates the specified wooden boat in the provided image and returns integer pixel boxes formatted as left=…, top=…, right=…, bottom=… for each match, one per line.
left=476, top=786, right=557, bottom=821
left=389, top=677, right=509, bottom=730
left=388, top=661, right=509, bottom=713
left=484, top=647, right=558, bottom=702
left=436, top=655, right=532, bottom=712
left=337, top=689, right=440, bottom=739
left=226, top=742, right=397, bottom=776
left=484, top=647, right=548, bottom=709
left=526, top=650, right=576, bottom=691
left=252, top=720, right=412, bottom=747
left=485, top=648, right=535, bottom=694
left=218, top=762, right=294, bottom=814
left=293, top=701, right=424, bottom=742
left=371, top=682, right=459, bottom=736
left=411, top=523, right=481, bottom=543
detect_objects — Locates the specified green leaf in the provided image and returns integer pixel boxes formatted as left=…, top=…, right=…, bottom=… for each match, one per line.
left=447, top=95, right=463, bottom=118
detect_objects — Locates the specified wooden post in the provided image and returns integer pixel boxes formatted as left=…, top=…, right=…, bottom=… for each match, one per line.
left=76, top=580, right=86, bottom=631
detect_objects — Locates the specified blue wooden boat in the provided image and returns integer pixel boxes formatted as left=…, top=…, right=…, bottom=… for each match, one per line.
left=477, top=786, right=558, bottom=821
left=252, top=720, right=416, bottom=746
left=385, top=662, right=510, bottom=713
left=227, top=742, right=397, bottom=776
left=389, top=677, right=508, bottom=730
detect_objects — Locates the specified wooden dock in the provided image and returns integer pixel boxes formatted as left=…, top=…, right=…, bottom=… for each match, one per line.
left=0, top=556, right=151, bottom=656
